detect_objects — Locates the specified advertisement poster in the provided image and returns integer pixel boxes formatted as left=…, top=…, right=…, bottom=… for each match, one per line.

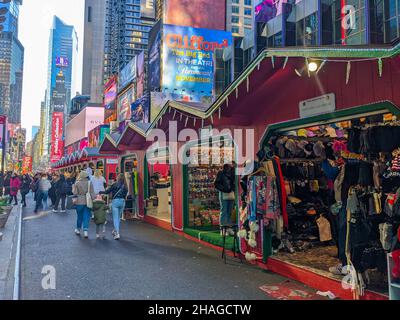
left=163, top=0, right=226, bottom=30
left=0, top=115, right=7, bottom=151
left=104, top=76, right=118, bottom=123
left=148, top=20, right=162, bottom=91
left=131, top=93, right=150, bottom=124
left=52, top=70, right=67, bottom=112
left=117, top=86, right=135, bottom=124
left=136, top=51, right=145, bottom=99
left=89, top=125, right=110, bottom=148
left=162, top=25, right=232, bottom=103
left=140, top=0, right=156, bottom=19
left=22, top=156, right=32, bottom=174
left=50, top=112, right=64, bottom=163
left=255, top=0, right=301, bottom=23
left=119, top=56, right=137, bottom=91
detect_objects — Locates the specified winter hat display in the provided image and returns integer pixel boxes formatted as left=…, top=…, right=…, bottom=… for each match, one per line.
left=313, top=141, right=326, bottom=158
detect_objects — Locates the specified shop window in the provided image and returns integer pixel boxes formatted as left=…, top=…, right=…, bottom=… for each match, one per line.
left=186, top=138, right=236, bottom=230
left=146, top=149, right=172, bottom=223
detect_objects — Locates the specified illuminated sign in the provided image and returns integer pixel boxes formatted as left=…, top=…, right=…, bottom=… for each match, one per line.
left=162, top=25, right=232, bottom=103
left=56, top=56, right=69, bottom=68
left=50, top=112, right=64, bottom=163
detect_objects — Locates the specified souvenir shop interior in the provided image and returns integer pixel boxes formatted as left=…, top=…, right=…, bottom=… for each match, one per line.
left=145, top=149, right=172, bottom=223
left=184, top=137, right=237, bottom=247
left=239, top=110, right=400, bottom=296
left=121, top=155, right=139, bottom=219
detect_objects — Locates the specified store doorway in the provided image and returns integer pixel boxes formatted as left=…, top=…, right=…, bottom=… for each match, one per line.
left=145, top=148, right=172, bottom=223
left=121, top=155, right=139, bottom=219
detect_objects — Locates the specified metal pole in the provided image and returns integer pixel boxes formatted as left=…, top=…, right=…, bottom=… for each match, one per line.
left=1, top=121, right=6, bottom=175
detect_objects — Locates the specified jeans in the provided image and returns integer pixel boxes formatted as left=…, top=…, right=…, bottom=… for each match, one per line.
left=112, top=198, right=125, bottom=234
left=219, top=192, right=234, bottom=227
left=76, top=205, right=91, bottom=231
left=54, top=194, right=67, bottom=211
left=35, top=191, right=49, bottom=212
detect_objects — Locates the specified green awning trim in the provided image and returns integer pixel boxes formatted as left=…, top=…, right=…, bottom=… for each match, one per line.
left=260, top=100, right=400, bottom=148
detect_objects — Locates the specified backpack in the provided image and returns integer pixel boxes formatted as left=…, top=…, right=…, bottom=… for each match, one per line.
left=30, top=180, right=38, bottom=192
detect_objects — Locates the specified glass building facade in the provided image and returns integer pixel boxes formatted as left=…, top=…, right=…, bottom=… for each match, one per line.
left=255, top=0, right=400, bottom=51
left=43, top=16, right=78, bottom=155
left=104, top=0, right=156, bottom=82
left=0, top=0, right=24, bottom=124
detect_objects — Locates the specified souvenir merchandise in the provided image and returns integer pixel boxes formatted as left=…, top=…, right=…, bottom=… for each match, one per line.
left=259, top=115, right=400, bottom=296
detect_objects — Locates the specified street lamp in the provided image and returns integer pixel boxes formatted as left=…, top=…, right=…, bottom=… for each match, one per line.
left=308, top=61, right=318, bottom=72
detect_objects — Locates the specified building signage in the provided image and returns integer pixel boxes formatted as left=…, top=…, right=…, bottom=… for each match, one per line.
left=119, top=56, right=137, bottom=90
left=162, top=25, right=232, bottom=103
left=56, top=56, right=69, bottom=68
left=117, top=86, right=135, bottom=124
left=131, top=93, right=150, bottom=124
left=299, top=93, right=336, bottom=119
left=50, top=112, right=64, bottom=163
left=22, top=156, right=32, bottom=174
left=104, top=76, right=118, bottom=124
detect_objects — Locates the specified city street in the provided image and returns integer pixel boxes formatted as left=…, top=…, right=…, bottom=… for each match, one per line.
left=20, top=195, right=303, bottom=300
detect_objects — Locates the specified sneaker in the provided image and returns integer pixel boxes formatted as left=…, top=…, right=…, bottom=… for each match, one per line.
left=96, top=234, right=100, bottom=239
left=52, top=209, right=58, bottom=213
left=114, top=234, right=120, bottom=240
left=112, top=230, right=117, bottom=237
left=329, top=264, right=349, bottom=276
left=84, top=231, right=89, bottom=239
left=75, top=229, right=81, bottom=236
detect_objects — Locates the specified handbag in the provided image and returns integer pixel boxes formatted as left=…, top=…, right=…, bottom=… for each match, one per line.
left=86, top=181, right=93, bottom=209
left=222, top=191, right=235, bottom=201
left=66, top=195, right=77, bottom=210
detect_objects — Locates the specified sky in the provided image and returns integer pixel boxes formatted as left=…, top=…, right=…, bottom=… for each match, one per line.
left=19, top=0, right=85, bottom=141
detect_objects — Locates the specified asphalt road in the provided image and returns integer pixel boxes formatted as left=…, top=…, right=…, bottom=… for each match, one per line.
left=20, top=195, right=296, bottom=300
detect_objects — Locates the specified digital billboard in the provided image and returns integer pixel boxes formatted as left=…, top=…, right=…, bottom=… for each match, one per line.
left=117, top=86, right=135, bottom=124
left=50, top=112, right=64, bottom=163
left=131, top=93, right=150, bottom=124
left=255, top=0, right=302, bottom=23
left=52, top=70, right=67, bottom=112
left=22, top=156, right=33, bottom=174
left=89, top=125, right=110, bottom=148
left=163, top=0, right=226, bottom=31
left=136, top=51, right=145, bottom=99
left=119, top=56, right=137, bottom=90
left=56, top=56, right=69, bottom=68
left=104, top=77, right=118, bottom=124
left=148, top=20, right=162, bottom=92
left=162, top=25, right=232, bottom=103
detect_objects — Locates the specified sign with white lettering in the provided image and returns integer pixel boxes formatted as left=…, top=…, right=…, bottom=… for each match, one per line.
left=299, top=93, right=336, bottom=119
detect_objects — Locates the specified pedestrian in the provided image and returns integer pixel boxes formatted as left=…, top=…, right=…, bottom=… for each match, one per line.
left=48, top=174, right=58, bottom=208
left=90, top=169, right=107, bottom=196
left=0, top=172, right=4, bottom=197
left=3, top=172, right=11, bottom=198
left=20, top=174, right=32, bottom=207
left=92, top=195, right=108, bottom=240
left=86, top=163, right=95, bottom=178
left=53, top=174, right=69, bottom=213
left=72, top=171, right=95, bottom=239
left=9, top=173, right=21, bottom=205
left=214, top=163, right=236, bottom=236
left=100, top=174, right=128, bottom=240
left=34, top=173, right=52, bottom=213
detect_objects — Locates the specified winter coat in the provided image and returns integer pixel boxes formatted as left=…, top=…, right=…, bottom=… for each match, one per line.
left=38, top=178, right=52, bottom=192
left=102, top=182, right=128, bottom=200
left=214, top=170, right=235, bottom=194
left=10, top=177, right=21, bottom=196
left=72, top=179, right=95, bottom=206
left=92, top=200, right=108, bottom=225
left=21, top=176, right=32, bottom=195
left=54, top=176, right=69, bottom=196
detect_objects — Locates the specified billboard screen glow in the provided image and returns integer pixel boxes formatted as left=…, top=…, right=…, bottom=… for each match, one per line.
left=117, top=86, right=135, bottom=124
left=104, top=77, right=118, bottom=123
left=50, top=112, right=64, bottom=163
left=164, top=0, right=226, bottom=30
left=162, top=25, right=232, bottom=103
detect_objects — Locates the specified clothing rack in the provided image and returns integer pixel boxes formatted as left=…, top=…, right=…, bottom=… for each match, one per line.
left=279, top=158, right=324, bottom=164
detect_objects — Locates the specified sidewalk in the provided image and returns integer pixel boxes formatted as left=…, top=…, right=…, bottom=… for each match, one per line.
left=0, top=203, right=20, bottom=300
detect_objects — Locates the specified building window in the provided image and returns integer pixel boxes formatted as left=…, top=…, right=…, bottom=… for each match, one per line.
left=232, top=6, right=240, bottom=14
left=244, top=8, right=252, bottom=16
left=232, top=16, right=239, bottom=24
left=88, top=6, right=92, bottom=23
left=232, top=0, right=240, bottom=3
left=244, top=17, right=252, bottom=25
left=232, top=26, right=240, bottom=34
left=244, top=0, right=252, bottom=5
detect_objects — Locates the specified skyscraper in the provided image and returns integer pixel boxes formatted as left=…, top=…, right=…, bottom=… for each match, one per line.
left=43, top=16, right=78, bottom=160
left=0, top=0, right=24, bottom=124
left=82, top=0, right=107, bottom=104
left=104, top=0, right=156, bottom=82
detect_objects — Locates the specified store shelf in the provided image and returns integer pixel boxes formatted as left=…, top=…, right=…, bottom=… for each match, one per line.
left=391, top=282, right=400, bottom=289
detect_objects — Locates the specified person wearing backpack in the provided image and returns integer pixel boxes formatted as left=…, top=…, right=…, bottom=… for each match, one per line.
left=100, top=174, right=128, bottom=240
left=53, top=174, right=69, bottom=213
left=72, top=171, right=95, bottom=239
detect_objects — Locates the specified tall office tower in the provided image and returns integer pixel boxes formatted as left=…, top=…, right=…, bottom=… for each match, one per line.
left=82, top=0, right=107, bottom=104
left=103, top=0, right=156, bottom=82
left=0, top=0, right=24, bottom=124
left=227, top=0, right=254, bottom=37
left=43, top=16, right=78, bottom=161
